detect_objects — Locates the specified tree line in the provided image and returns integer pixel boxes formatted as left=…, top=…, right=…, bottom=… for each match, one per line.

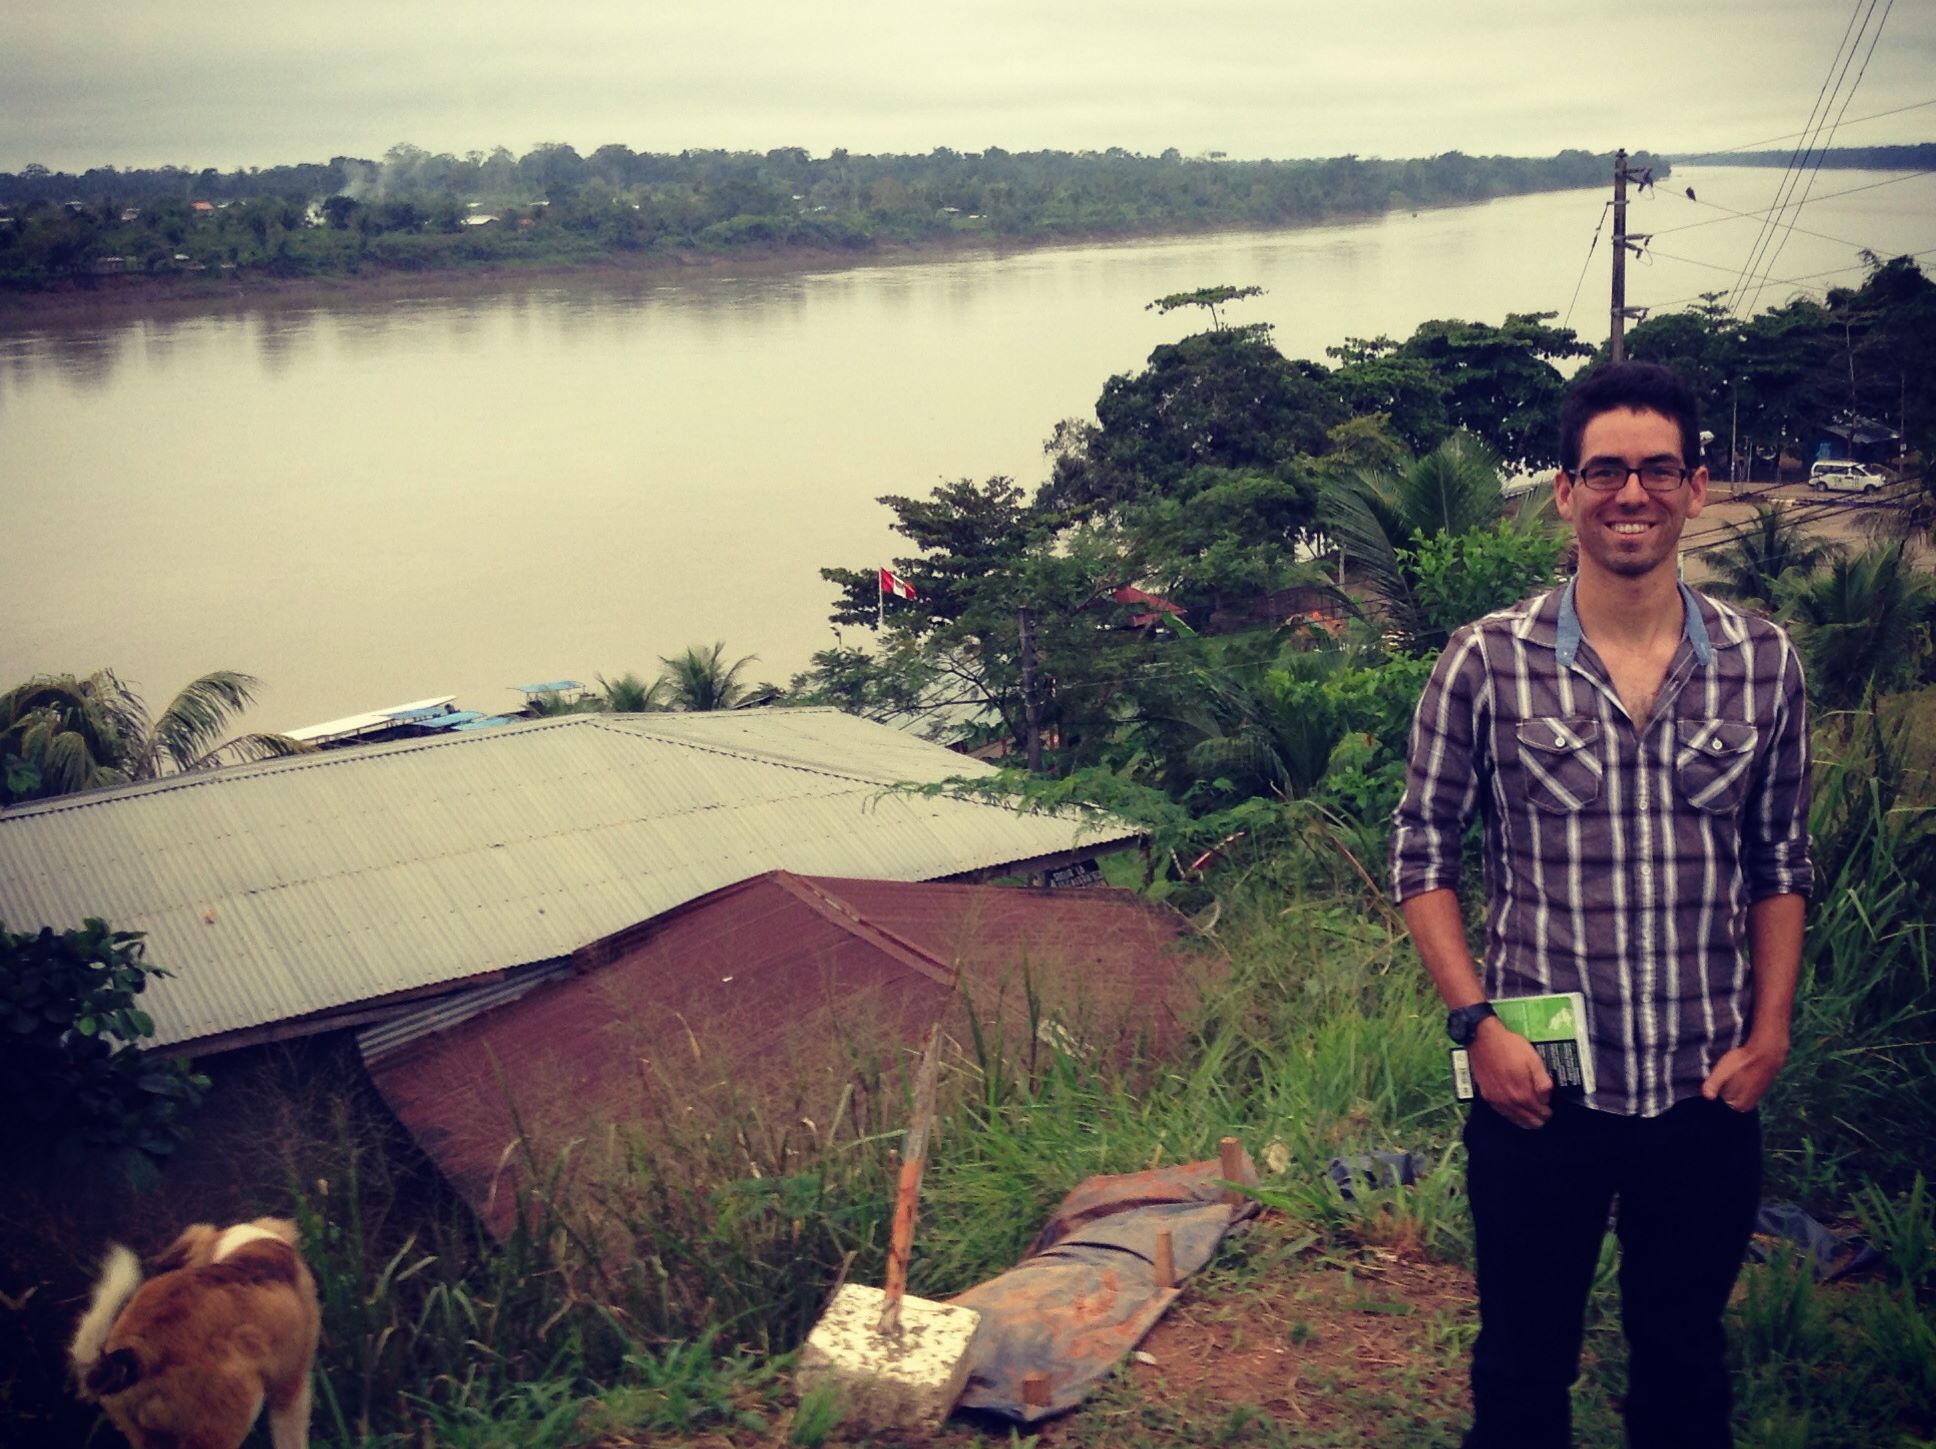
left=0, top=144, right=1661, bottom=291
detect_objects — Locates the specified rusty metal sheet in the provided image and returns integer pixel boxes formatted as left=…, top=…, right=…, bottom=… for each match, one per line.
left=950, top=1156, right=1259, bottom=1422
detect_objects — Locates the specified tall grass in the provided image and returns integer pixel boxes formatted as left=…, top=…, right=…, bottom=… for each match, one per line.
left=1762, top=705, right=1936, bottom=1199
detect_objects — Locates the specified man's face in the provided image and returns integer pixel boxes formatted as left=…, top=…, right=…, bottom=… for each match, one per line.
left=1554, top=406, right=1707, bottom=581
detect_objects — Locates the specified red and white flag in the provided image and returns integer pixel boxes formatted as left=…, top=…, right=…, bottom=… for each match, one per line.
left=880, top=567, right=918, bottom=601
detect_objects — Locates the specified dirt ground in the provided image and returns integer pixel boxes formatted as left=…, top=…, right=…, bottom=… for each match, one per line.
left=602, top=1215, right=1483, bottom=1449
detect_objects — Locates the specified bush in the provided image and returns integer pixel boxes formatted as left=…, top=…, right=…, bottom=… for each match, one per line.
left=0, top=918, right=207, bottom=1186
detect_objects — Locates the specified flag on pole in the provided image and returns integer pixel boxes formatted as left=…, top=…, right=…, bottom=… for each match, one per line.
left=880, top=568, right=918, bottom=601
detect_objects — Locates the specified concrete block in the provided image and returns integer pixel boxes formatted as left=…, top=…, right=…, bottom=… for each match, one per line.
left=795, top=1282, right=984, bottom=1433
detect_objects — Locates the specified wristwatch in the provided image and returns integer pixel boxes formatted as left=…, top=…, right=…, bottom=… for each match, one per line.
left=1447, top=1001, right=1497, bottom=1046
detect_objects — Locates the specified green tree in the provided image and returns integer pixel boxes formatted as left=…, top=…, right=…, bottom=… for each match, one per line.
left=785, top=644, right=942, bottom=725
left=1046, top=328, right=1343, bottom=510
left=1399, top=520, right=1568, bottom=647
left=1779, top=544, right=1936, bottom=710
left=1320, top=433, right=1549, bottom=650
left=0, top=669, right=305, bottom=804
left=822, top=476, right=1042, bottom=632
left=1394, top=313, right=1590, bottom=468
left=0, top=919, right=208, bottom=1185
left=1699, top=503, right=1840, bottom=608
left=1326, top=337, right=1454, bottom=455
left=1146, top=283, right=1265, bottom=331
left=596, top=671, right=667, bottom=712
left=657, top=642, right=760, bottom=711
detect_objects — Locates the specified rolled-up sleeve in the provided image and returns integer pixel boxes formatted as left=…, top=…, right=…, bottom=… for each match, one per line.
left=1744, top=633, right=1813, bottom=901
left=1389, top=628, right=1487, bottom=902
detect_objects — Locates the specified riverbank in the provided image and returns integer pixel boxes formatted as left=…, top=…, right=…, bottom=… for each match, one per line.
left=0, top=192, right=1563, bottom=325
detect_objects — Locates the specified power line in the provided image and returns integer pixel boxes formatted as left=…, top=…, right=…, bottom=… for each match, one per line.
left=1723, top=0, right=1874, bottom=319
left=1679, top=96, right=1936, bottom=159
left=1634, top=242, right=1936, bottom=314
left=1742, top=0, right=1897, bottom=316
left=1561, top=201, right=1613, bottom=330
left=1651, top=183, right=1912, bottom=255
left=1653, top=168, right=1936, bottom=240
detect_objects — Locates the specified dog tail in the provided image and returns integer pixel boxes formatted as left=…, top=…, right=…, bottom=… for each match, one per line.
left=70, top=1245, right=142, bottom=1397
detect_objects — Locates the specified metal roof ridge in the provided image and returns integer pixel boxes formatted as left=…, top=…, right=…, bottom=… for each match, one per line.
left=767, top=871, right=960, bottom=988
left=580, top=713, right=963, bottom=789
left=0, top=714, right=597, bottom=819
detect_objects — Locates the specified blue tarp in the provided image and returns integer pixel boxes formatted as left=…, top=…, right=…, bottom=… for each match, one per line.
left=418, top=710, right=489, bottom=729
left=451, top=715, right=518, bottom=731
left=514, top=680, right=581, bottom=695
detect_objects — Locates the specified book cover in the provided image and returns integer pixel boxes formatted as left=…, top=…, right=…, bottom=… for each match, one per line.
left=1451, top=991, right=1594, bottom=1102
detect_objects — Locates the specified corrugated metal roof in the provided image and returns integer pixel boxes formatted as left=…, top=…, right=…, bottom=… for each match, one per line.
left=364, top=871, right=1202, bottom=1237
left=0, top=711, right=1137, bottom=1053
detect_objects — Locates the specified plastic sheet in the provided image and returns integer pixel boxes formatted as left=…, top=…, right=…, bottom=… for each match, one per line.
left=1751, top=1201, right=1881, bottom=1281
left=950, top=1155, right=1259, bottom=1423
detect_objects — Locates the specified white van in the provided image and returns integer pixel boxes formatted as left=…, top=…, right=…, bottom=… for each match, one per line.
left=1809, top=459, right=1887, bottom=493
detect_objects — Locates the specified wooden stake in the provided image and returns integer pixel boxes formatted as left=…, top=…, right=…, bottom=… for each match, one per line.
left=1153, top=1227, right=1175, bottom=1289
left=878, top=1026, right=944, bottom=1336
left=1022, top=1371, right=1051, bottom=1409
left=1219, top=1136, right=1245, bottom=1206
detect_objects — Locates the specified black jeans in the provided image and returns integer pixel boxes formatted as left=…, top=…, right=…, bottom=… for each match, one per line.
left=1461, top=1094, right=1761, bottom=1449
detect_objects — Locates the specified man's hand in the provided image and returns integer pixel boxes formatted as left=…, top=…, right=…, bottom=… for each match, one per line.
left=1701, top=1035, right=1789, bottom=1112
left=1470, top=1018, right=1553, bottom=1128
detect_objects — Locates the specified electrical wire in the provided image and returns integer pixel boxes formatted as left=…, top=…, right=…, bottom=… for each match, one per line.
left=1629, top=243, right=1936, bottom=315
left=1652, top=168, right=1936, bottom=241
left=1561, top=201, right=1614, bottom=331
left=1680, top=97, right=1936, bottom=159
left=1741, top=0, right=1897, bottom=316
left=1723, top=0, right=1874, bottom=319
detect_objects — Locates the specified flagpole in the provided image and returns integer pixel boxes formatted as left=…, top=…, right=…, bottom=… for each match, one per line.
left=878, top=568, right=885, bottom=630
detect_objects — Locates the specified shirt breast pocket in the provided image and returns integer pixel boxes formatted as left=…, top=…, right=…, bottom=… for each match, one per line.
left=1674, top=719, right=1760, bottom=814
left=1514, top=718, right=1604, bottom=813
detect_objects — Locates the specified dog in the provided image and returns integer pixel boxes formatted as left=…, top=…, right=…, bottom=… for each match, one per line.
left=69, top=1217, right=320, bottom=1449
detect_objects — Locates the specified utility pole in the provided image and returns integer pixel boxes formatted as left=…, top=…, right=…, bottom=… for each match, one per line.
left=1611, top=150, right=1628, bottom=363
left=1609, top=150, right=1651, bottom=363
left=1018, top=606, right=1043, bottom=773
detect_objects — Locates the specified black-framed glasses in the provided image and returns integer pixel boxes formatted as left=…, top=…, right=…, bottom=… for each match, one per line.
left=1570, top=461, right=1690, bottom=492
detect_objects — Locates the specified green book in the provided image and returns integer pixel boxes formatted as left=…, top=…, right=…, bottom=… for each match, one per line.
left=1451, top=991, right=1594, bottom=1102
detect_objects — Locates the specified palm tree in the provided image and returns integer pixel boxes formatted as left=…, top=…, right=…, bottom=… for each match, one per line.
left=596, top=671, right=667, bottom=713
left=1779, top=543, right=1936, bottom=711
left=1, top=669, right=307, bottom=804
left=1320, top=432, right=1552, bottom=650
left=655, top=642, right=760, bottom=712
left=1700, top=503, right=1840, bottom=608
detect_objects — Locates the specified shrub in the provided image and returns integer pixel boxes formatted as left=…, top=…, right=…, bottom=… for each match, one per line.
left=0, top=918, right=207, bottom=1185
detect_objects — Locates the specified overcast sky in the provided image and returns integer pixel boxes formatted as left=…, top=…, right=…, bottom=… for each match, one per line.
left=4, top=0, right=1932, bottom=173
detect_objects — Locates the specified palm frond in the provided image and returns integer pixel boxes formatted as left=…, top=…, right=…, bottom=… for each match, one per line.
left=149, top=670, right=264, bottom=778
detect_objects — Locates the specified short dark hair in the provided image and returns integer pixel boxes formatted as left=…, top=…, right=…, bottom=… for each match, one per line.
left=1558, top=361, right=1702, bottom=471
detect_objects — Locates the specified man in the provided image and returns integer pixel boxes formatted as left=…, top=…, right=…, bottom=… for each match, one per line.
left=1389, top=362, right=1812, bottom=1448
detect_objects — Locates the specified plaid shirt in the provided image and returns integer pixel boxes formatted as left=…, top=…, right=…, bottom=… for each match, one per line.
left=1390, top=581, right=1812, bottom=1117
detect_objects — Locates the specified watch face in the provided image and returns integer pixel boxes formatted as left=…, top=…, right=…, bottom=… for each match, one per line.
left=1448, top=1005, right=1491, bottom=1045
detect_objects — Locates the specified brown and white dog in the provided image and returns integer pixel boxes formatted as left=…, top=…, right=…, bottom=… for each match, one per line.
left=69, top=1217, right=320, bottom=1449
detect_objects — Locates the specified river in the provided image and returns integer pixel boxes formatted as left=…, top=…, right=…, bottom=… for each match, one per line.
left=3, top=164, right=1931, bottom=732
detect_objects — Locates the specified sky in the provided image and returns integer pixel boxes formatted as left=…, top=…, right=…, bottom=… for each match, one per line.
left=2, top=0, right=1933, bottom=174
